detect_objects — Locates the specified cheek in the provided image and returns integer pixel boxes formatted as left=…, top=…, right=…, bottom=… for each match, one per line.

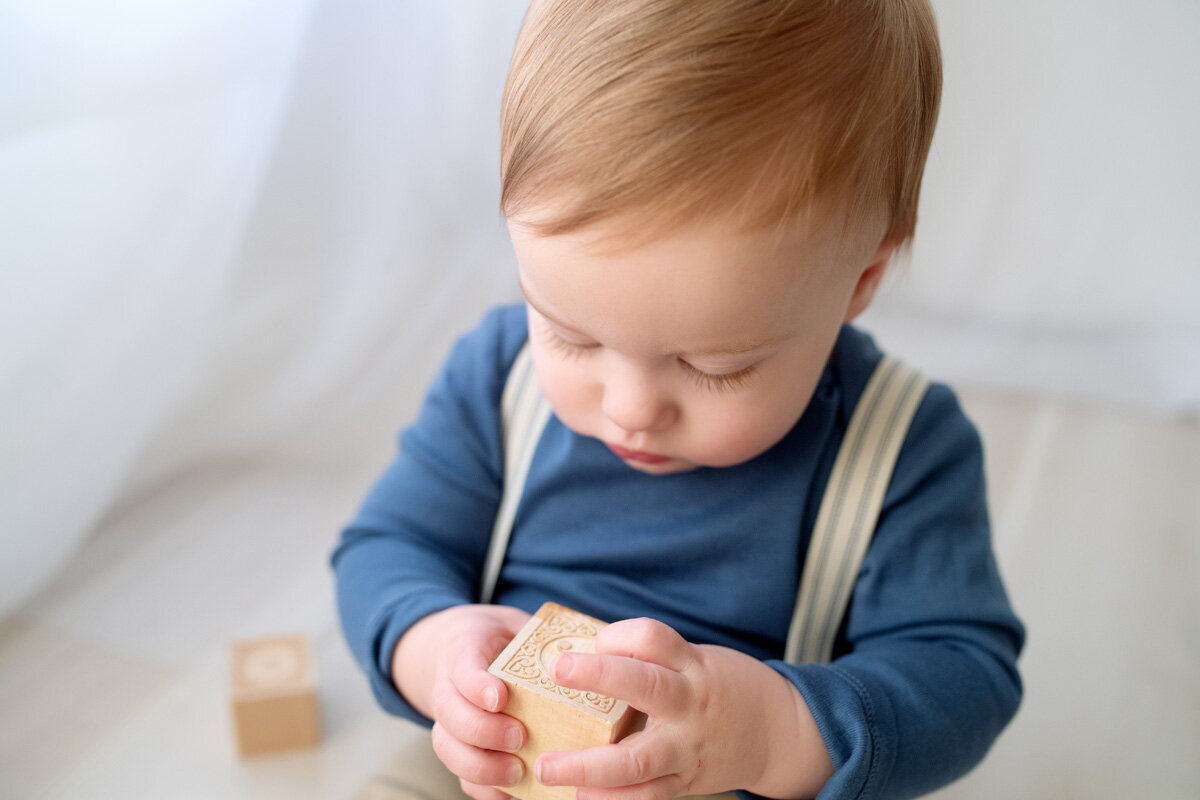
left=700, top=402, right=792, bottom=462
left=690, top=380, right=816, bottom=465
left=530, top=351, right=598, bottom=430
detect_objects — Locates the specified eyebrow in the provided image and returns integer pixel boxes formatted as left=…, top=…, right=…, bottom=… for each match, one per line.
left=518, top=278, right=784, bottom=358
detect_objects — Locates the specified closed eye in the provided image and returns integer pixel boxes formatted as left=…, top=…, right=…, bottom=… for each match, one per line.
left=543, top=328, right=599, bottom=359
left=679, top=359, right=757, bottom=392
left=544, top=326, right=757, bottom=391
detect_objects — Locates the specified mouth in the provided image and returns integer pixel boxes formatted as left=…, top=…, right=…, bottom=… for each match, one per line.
left=606, top=443, right=673, bottom=464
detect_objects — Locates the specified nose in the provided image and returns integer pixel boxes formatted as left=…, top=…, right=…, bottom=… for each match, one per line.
left=600, top=364, right=677, bottom=434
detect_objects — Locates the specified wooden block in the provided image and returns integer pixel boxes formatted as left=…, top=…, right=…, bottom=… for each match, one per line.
left=488, top=603, right=643, bottom=800
left=229, top=634, right=320, bottom=757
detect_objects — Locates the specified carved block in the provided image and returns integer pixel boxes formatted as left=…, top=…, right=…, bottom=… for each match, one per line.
left=229, top=634, right=321, bottom=756
left=488, top=603, right=642, bottom=800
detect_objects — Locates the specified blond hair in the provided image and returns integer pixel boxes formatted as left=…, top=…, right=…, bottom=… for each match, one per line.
left=500, top=0, right=942, bottom=248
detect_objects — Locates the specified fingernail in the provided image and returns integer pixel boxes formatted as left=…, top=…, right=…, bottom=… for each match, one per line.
left=553, top=653, right=574, bottom=680
left=505, top=726, right=523, bottom=751
left=484, top=686, right=501, bottom=712
left=536, top=758, right=557, bottom=786
left=505, top=759, right=525, bottom=787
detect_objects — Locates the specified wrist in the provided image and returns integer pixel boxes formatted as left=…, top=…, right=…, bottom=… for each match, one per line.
left=745, top=663, right=834, bottom=799
left=391, top=605, right=465, bottom=718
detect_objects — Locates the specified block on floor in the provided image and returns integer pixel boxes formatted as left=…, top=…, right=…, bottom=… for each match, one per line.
left=229, top=634, right=320, bottom=756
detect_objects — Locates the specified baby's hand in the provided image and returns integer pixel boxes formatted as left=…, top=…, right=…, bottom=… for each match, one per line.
left=391, top=604, right=532, bottom=800
left=535, top=618, right=834, bottom=800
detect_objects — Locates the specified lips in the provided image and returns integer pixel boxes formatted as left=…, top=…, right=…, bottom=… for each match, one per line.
left=606, top=443, right=672, bottom=464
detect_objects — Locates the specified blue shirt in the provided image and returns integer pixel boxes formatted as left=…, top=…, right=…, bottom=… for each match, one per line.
left=332, top=304, right=1024, bottom=799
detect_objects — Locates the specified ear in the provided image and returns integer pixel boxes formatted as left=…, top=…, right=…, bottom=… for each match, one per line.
left=843, top=240, right=897, bottom=323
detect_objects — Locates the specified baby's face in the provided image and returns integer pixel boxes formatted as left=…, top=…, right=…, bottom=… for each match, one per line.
left=509, top=212, right=883, bottom=475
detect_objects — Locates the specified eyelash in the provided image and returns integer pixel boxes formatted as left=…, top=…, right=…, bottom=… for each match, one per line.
left=543, top=329, right=757, bottom=392
left=543, top=328, right=597, bottom=360
left=679, top=361, right=757, bottom=392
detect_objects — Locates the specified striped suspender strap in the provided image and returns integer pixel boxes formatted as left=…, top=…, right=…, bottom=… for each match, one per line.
left=784, top=355, right=929, bottom=665
left=480, top=343, right=552, bottom=605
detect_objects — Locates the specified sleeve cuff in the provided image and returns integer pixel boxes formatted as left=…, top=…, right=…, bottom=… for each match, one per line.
left=364, top=595, right=470, bottom=725
left=763, top=660, right=898, bottom=800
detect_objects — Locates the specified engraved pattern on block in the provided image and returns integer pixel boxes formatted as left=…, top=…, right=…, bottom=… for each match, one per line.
left=499, top=608, right=617, bottom=714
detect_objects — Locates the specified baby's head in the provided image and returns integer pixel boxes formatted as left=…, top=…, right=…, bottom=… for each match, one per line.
left=502, top=0, right=941, bottom=251
left=501, top=0, right=942, bottom=474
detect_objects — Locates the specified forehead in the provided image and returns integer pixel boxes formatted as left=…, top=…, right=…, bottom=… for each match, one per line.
left=509, top=214, right=856, bottom=356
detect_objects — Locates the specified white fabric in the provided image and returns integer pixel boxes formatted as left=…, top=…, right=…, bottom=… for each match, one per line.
left=860, top=0, right=1200, bottom=412
left=1, top=0, right=526, bottom=616
left=1, top=0, right=320, bottom=615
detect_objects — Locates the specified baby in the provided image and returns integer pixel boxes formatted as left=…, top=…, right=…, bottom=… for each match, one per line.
left=333, top=1, right=1024, bottom=798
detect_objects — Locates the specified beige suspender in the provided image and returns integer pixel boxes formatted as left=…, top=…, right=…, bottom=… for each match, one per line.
left=481, top=345, right=552, bottom=607
left=481, top=343, right=928, bottom=665
left=784, top=355, right=928, bottom=663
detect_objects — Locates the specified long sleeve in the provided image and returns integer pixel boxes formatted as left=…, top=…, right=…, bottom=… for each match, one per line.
left=764, top=382, right=1025, bottom=799
left=330, top=306, right=527, bottom=722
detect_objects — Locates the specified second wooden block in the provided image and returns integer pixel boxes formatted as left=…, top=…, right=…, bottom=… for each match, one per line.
left=229, top=634, right=321, bottom=757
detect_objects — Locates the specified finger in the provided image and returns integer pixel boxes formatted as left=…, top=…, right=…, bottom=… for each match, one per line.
left=535, top=732, right=675, bottom=790
left=551, top=651, right=688, bottom=717
left=430, top=678, right=525, bottom=753
left=431, top=721, right=526, bottom=789
left=445, top=637, right=511, bottom=714
left=596, top=618, right=694, bottom=672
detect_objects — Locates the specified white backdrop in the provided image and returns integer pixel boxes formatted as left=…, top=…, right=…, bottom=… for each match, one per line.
left=2, top=0, right=1198, bottom=623
left=864, top=0, right=1200, bottom=413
